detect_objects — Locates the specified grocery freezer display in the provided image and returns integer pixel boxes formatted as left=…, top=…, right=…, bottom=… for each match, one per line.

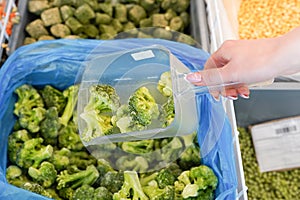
left=0, top=0, right=248, bottom=199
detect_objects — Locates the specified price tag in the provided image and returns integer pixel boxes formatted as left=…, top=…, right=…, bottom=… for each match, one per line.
left=250, top=116, right=300, bottom=172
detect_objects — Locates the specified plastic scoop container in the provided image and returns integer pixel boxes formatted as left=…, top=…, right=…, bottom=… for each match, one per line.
left=77, top=45, right=272, bottom=146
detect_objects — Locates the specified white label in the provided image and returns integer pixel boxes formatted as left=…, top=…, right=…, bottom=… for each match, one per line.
left=131, top=50, right=155, bottom=61
left=250, top=116, right=300, bottom=172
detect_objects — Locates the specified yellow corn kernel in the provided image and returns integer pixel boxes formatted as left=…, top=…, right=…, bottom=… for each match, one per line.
left=238, top=0, right=300, bottom=39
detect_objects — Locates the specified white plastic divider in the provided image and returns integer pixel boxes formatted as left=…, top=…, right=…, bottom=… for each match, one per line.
left=205, top=0, right=248, bottom=199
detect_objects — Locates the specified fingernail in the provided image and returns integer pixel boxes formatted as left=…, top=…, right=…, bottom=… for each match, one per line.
left=227, top=96, right=238, bottom=100
left=186, top=73, right=202, bottom=83
left=240, top=94, right=249, bottom=99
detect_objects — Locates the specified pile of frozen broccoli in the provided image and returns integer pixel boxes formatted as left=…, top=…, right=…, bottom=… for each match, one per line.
left=6, top=71, right=218, bottom=200
left=25, top=0, right=193, bottom=45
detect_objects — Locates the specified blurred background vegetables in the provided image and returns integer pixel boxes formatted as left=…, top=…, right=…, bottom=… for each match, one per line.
left=238, top=127, right=300, bottom=200
left=24, top=0, right=192, bottom=44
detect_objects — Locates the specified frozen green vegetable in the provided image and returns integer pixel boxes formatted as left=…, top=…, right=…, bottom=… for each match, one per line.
left=165, top=8, right=177, bottom=21
left=28, top=0, right=50, bottom=15
left=41, top=7, right=62, bottom=27
left=114, top=3, right=127, bottom=23
left=38, top=35, right=55, bottom=41
left=26, top=19, right=49, bottom=39
left=65, top=17, right=83, bottom=34
left=152, top=14, right=169, bottom=28
left=128, top=5, right=147, bottom=25
left=139, top=18, right=152, bottom=28
left=98, top=2, right=113, bottom=17
left=74, top=3, right=95, bottom=24
left=112, top=19, right=123, bottom=33
left=23, top=37, right=37, bottom=45
left=170, top=16, right=184, bottom=31
left=83, top=24, right=99, bottom=38
left=50, top=24, right=71, bottom=38
left=60, top=5, right=74, bottom=21
left=94, top=13, right=111, bottom=25
left=28, top=161, right=57, bottom=188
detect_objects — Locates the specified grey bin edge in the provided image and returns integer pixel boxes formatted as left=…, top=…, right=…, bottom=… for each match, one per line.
left=234, top=82, right=300, bottom=128
left=8, top=0, right=210, bottom=56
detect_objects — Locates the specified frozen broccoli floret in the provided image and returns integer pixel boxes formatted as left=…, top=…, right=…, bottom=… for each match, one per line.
left=115, top=155, right=149, bottom=173
left=40, top=107, right=61, bottom=143
left=6, top=165, right=23, bottom=182
left=45, top=188, right=62, bottom=200
left=156, top=168, right=177, bottom=189
left=14, top=84, right=44, bottom=116
left=50, top=148, right=71, bottom=171
left=100, top=171, right=124, bottom=194
left=58, top=121, right=84, bottom=151
left=84, top=84, right=120, bottom=114
left=111, top=105, right=140, bottom=133
left=113, top=171, right=149, bottom=200
left=83, top=24, right=99, bottom=38
left=7, top=129, right=31, bottom=164
left=143, top=185, right=175, bottom=200
left=22, top=182, right=53, bottom=198
left=80, top=110, right=114, bottom=141
left=98, top=2, right=113, bottom=17
left=157, top=71, right=172, bottom=97
left=59, top=85, right=79, bottom=127
left=121, top=139, right=154, bottom=154
left=129, top=86, right=159, bottom=127
left=28, top=161, right=57, bottom=188
left=72, top=184, right=95, bottom=200
left=160, top=96, right=175, bottom=127
left=58, top=187, right=74, bottom=200
left=18, top=106, right=46, bottom=133
left=175, top=165, right=218, bottom=200
left=96, top=158, right=114, bottom=177
left=161, top=137, right=184, bottom=162
left=178, top=143, right=201, bottom=170
left=57, top=164, right=99, bottom=190
left=94, top=186, right=113, bottom=200
left=69, top=151, right=97, bottom=170
left=16, top=137, right=53, bottom=169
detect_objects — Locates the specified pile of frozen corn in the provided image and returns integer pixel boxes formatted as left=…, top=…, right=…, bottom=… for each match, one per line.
left=238, top=0, right=300, bottom=39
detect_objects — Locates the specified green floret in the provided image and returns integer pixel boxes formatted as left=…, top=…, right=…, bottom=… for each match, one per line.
left=111, top=104, right=144, bottom=133
left=175, top=165, right=218, bottom=200
left=84, top=84, right=120, bottom=114
left=22, top=182, right=53, bottom=199
left=113, top=171, right=149, bottom=200
left=94, top=186, right=113, bottom=200
left=72, top=184, right=95, bottom=200
left=58, top=187, right=74, bottom=200
left=28, top=161, right=57, bottom=188
left=40, top=107, right=61, bottom=143
left=157, top=71, right=172, bottom=97
left=100, top=171, right=124, bottom=194
left=40, top=85, right=66, bottom=114
left=178, top=143, right=201, bottom=170
left=121, top=139, right=154, bottom=154
left=143, top=184, right=175, bottom=200
left=160, top=96, right=175, bottom=127
left=58, top=121, right=84, bottom=151
left=156, top=168, right=177, bottom=189
left=69, top=151, right=97, bottom=170
left=128, top=86, right=159, bottom=127
left=56, top=164, right=99, bottom=190
left=59, top=85, right=79, bottom=127
left=7, top=129, right=31, bottom=164
left=18, top=107, right=46, bottom=133
left=6, top=165, right=30, bottom=188
left=115, top=155, right=149, bottom=173
left=16, top=137, right=53, bottom=169
left=80, top=110, right=114, bottom=142
left=96, top=158, right=114, bottom=177
left=50, top=147, right=71, bottom=171
left=13, top=84, right=44, bottom=117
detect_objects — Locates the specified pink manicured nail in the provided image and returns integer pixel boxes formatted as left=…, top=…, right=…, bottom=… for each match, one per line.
left=186, top=73, right=202, bottom=83
left=240, top=94, right=249, bottom=99
left=227, top=96, right=238, bottom=100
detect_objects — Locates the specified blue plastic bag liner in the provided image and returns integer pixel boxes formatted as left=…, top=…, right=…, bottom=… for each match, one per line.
left=0, top=39, right=237, bottom=200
